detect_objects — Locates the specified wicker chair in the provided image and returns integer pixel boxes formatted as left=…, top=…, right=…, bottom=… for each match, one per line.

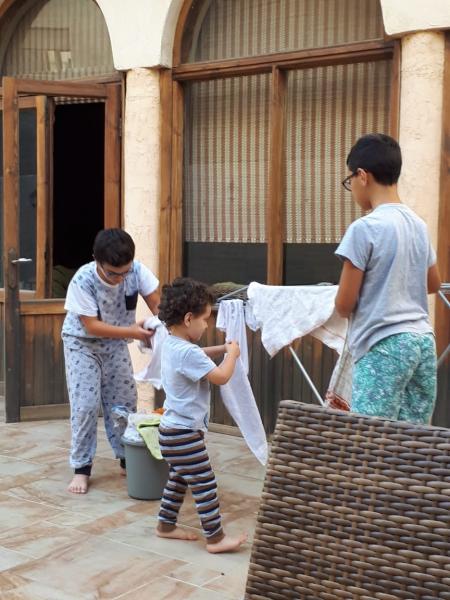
left=246, top=401, right=450, bottom=600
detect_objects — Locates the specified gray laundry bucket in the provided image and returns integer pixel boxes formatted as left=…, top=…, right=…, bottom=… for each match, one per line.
left=121, top=437, right=169, bottom=500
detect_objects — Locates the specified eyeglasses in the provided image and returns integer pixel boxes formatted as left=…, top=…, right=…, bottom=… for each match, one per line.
left=342, top=173, right=356, bottom=192
left=98, top=263, right=132, bottom=280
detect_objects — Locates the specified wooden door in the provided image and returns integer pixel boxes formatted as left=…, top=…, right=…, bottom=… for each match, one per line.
left=1, top=77, right=121, bottom=422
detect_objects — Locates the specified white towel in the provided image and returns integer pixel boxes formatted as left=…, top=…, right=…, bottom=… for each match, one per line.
left=216, top=299, right=249, bottom=373
left=216, top=300, right=268, bottom=465
left=247, top=282, right=348, bottom=357
left=134, top=316, right=168, bottom=389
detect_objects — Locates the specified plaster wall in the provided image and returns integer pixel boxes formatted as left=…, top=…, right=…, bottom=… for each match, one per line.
left=398, top=31, right=445, bottom=320
left=1, top=1, right=449, bottom=69
left=398, top=31, right=444, bottom=247
left=123, top=68, right=161, bottom=392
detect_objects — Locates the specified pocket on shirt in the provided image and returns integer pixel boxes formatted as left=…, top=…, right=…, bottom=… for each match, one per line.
left=125, top=290, right=138, bottom=310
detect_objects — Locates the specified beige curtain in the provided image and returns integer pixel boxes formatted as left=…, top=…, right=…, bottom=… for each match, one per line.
left=285, top=60, right=391, bottom=243
left=183, top=0, right=391, bottom=246
left=189, top=0, right=384, bottom=63
left=184, top=74, right=270, bottom=243
left=2, top=0, right=115, bottom=80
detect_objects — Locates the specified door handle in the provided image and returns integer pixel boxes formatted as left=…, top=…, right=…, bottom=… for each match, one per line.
left=11, top=257, right=32, bottom=264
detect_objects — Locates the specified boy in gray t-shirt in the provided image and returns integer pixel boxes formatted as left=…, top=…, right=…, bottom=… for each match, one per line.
left=156, top=277, right=247, bottom=554
left=62, top=229, right=160, bottom=494
left=335, top=134, right=441, bottom=424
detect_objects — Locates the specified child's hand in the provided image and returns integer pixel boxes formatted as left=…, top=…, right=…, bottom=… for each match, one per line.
left=130, top=322, right=155, bottom=343
left=225, top=341, right=240, bottom=358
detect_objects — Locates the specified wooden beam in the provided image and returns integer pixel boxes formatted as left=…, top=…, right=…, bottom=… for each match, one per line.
left=436, top=33, right=450, bottom=358
left=20, top=403, right=70, bottom=421
left=389, top=40, right=401, bottom=138
left=2, top=76, right=20, bottom=422
left=104, top=83, right=122, bottom=228
left=159, top=69, right=173, bottom=286
left=169, top=81, right=184, bottom=280
left=173, top=41, right=395, bottom=81
left=11, top=77, right=107, bottom=98
left=19, top=299, right=66, bottom=315
left=267, top=67, right=287, bottom=285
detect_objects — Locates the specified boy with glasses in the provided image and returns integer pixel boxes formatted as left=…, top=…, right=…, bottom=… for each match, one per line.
left=62, top=228, right=160, bottom=494
left=335, top=134, right=441, bottom=424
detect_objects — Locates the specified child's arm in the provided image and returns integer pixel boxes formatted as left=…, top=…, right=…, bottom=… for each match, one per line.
left=206, top=341, right=240, bottom=385
left=335, top=259, right=365, bottom=318
left=427, top=264, right=441, bottom=294
left=203, top=344, right=226, bottom=358
left=80, top=316, right=154, bottom=343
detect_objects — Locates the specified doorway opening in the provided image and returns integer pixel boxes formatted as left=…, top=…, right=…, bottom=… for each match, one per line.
left=52, top=102, right=105, bottom=297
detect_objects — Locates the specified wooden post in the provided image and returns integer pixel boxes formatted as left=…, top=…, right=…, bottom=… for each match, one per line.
left=3, top=77, right=21, bottom=422
left=389, top=40, right=401, bottom=139
left=104, top=83, right=121, bottom=228
left=35, top=96, right=54, bottom=298
left=436, top=33, right=450, bottom=358
left=169, top=80, right=184, bottom=281
left=159, top=69, right=173, bottom=286
left=267, top=67, right=287, bottom=285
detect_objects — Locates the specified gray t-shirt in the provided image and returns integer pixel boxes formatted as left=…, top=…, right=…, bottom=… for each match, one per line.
left=160, top=335, right=216, bottom=432
left=335, top=203, right=436, bottom=362
left=62, top=260, right=159, bottom=352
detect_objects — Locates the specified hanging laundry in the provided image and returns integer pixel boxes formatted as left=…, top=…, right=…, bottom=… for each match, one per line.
left=217, top=299, right=268, bottom=465
left=247, top=282, right=347, bottom=357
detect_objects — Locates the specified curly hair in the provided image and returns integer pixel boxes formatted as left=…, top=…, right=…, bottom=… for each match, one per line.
left=158, top=277, right=214, bottom=327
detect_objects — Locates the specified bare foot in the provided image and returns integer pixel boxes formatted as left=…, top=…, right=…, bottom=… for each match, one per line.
left=207, top=533, right=247, bottom=554
left=120, top=466, right=127, bottom=477
left=67, top=474, right=89, bottom=494
left=156, top=527, right=198, bottom=541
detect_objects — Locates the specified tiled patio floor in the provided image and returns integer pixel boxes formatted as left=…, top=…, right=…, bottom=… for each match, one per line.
left=0, top=403, right=265, bottom=599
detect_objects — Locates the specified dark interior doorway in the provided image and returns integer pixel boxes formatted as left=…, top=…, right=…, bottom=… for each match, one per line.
left=52, top=102, right=104, bottom=296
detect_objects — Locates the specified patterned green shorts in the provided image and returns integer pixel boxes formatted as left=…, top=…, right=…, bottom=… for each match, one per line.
left=352, top=332, right=437, bottom=424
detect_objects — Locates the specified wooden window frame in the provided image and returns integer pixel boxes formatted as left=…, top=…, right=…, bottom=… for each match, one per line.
left=160, top=2, right=401, bottom=286
left=436, top=31, right=450, bottom=358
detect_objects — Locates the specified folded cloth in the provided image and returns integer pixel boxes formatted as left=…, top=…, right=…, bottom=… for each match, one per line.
left=217, top=300, right=268, bottom=465
left=135, top=316, right=169, bottom=389
left=123, top=411, right=158, bottom=444
left=247, top=282, right=348, bottom=357
left=136, top=415, right=163, bottom=460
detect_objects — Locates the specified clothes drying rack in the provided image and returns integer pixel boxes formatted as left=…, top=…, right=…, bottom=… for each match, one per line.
left=438, top=283, right=450, bottom=368
left=216, top=285, right=325, bottom=406
left=217, top=282, right=450, bottom=406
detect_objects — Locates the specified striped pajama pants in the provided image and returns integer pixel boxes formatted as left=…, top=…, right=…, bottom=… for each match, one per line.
left=157, top=428, right=224, bottom=543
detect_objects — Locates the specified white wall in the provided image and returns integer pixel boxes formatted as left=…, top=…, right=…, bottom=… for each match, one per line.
left=95, top=0, right=183, bottom=69
left=380, top=0, right=450, bottom=36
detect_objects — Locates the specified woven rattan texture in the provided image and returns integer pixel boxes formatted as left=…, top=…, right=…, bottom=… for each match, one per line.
left=245, top=401, right=450, bottom=600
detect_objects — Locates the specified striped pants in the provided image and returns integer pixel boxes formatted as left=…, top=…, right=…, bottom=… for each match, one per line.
left=157, top=428, right=224, bottom=543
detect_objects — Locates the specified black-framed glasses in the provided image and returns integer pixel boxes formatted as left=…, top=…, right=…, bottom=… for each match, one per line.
left=98, top=263, right=132, bottom=279
left=342, top=173, right=356, bottom=192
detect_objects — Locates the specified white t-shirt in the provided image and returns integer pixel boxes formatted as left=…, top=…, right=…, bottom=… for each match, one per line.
left=160, top=334, right=216, bottom=432
left=62, top=260, right=158, bottom=351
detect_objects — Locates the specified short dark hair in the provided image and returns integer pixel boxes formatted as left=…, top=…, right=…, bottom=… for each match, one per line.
left=346, top=133, right=402, bottom=185
left=93, top=229, right=135, bottom=266
left=158, top=277, right=214, bottom=327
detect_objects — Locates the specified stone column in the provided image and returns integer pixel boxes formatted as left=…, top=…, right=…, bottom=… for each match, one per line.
left=123, top=68, right=161, bottom=406
left=398, top=31, right=445, bottom=319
